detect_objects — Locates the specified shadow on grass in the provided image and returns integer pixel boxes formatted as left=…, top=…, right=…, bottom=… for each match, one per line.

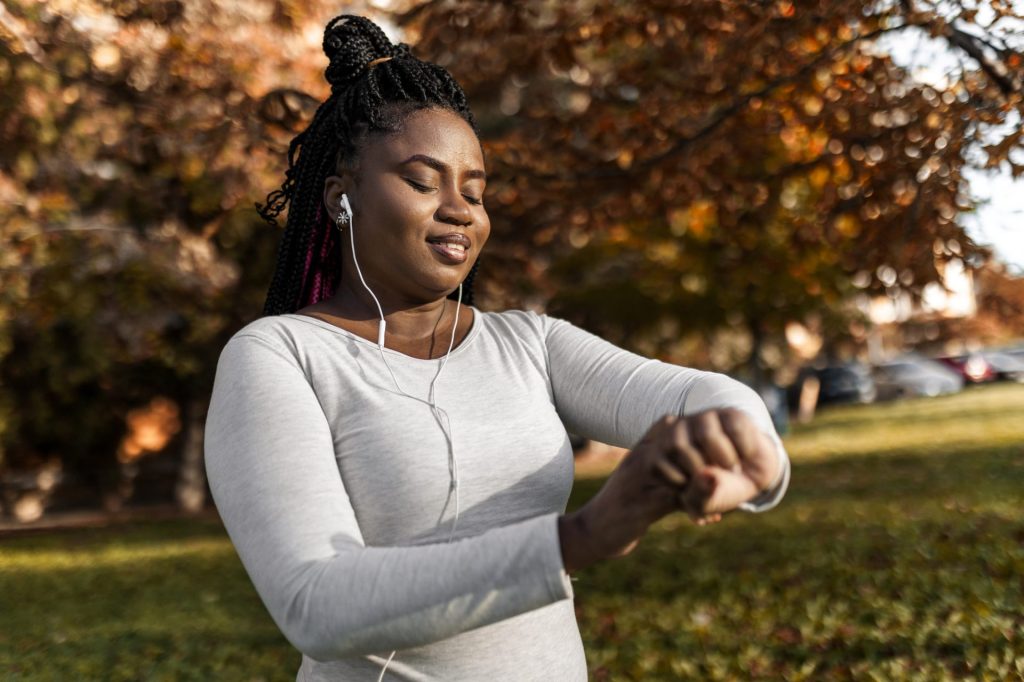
left=2, top=626, right=298, bottom=681
left=2, top=437, right=1022, bottom=680
left=566, top=442, right=1024, bottom=679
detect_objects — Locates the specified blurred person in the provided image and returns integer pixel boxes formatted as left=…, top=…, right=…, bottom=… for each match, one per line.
left=204, top=15, right=790, bottom=682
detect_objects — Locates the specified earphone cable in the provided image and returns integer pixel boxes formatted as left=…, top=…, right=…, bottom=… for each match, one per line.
left=343, top=199, right=464, bottom=682
left=375, top=304, right=461, bottom=681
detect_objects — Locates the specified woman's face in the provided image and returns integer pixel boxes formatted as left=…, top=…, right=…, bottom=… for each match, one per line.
left=324, top=107, right=489, bottom=305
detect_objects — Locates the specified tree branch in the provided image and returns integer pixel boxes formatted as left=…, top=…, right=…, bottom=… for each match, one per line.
left=524, top=23, right=915, bottom=186
left=944, top=23, right=1018, bottom=96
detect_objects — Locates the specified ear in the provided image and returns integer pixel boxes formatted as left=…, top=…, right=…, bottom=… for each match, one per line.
left=323, top=171, right=355, bottom=223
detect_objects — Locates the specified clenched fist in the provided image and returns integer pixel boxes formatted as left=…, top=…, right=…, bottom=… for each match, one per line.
left=558, top=408, right=782, bottom=572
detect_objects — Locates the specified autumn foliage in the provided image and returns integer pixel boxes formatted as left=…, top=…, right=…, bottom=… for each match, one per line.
left=1, top=0, right=1022, bottom=511
left=400, top=0, right=1023, bottom=362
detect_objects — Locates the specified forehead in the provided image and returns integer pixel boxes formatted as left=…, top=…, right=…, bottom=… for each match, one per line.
left=366, top=108, right=484, bottom=172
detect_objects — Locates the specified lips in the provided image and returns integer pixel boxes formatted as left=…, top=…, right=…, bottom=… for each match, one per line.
left=426, top=233, right=471, bottom=264
left=426, top=232, right=471, bottom=249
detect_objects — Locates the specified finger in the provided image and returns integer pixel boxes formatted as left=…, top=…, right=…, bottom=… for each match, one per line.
left=719, top=409, right=779, bottom=490
left=700, top=467, right=759, bottom=515
left=717, top=409, right=758, bottom=460
left=665, top=420, right=717, bottom=517
left=689, top=411, right=740, bottom=471
left=671, top=483, right=720, bottom=520
left=667, top=419, right=706, bottom=478
left=678, top=469, right=717, bottom=519
left=651, top=454, right=688, bottom=487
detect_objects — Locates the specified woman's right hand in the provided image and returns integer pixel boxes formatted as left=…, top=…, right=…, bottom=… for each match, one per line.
left=558, top=409, right=781, bottom=572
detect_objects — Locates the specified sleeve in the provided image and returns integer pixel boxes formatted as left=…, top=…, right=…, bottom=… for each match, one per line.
left=540, top=315, right=790, bottom=512
left=204, top=333, right=573, bottom=662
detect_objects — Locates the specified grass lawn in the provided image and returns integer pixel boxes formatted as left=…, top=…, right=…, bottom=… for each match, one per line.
left=2, top=383, right=1022, bottom=680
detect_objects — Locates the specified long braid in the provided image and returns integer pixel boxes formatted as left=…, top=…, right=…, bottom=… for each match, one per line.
left=259, top=100, right=343, bottom=315
left=257, top=15, right=479, bottom=316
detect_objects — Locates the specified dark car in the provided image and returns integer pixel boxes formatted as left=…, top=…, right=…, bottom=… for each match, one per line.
left=937, top=353, right=996, bottom=384
left=872, top=356, right=963, bottom=400
left=791, top=362, right=877, bottom=408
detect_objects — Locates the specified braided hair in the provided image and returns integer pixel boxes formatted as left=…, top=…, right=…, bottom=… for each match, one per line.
left=257, top=15, right=481, bottom=316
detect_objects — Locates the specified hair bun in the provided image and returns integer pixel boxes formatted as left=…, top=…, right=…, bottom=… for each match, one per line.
left=323, top=15, right=398, bottom=91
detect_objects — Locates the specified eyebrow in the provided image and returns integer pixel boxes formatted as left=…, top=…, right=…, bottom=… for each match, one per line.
left=399, top=154, right=486, bottom=182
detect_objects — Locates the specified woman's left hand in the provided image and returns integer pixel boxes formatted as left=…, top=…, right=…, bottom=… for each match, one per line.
left=651, top=408, right=782, bottom=524
left=558, top=408, right=782, bottom=572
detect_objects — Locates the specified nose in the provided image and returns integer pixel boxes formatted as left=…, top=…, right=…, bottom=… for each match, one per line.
left=436, top=188, right=473, bottom=226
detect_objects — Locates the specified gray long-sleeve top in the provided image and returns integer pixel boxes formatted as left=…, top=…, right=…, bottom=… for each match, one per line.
left=204, top=308, right=791, bottom=681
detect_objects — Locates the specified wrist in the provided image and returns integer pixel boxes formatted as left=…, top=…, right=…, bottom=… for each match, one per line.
left=558, top=511, right=599, bottom=573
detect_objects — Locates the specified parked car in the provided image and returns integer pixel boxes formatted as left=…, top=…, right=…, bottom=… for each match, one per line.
left=980, top=350, right=1024, bottom=383
left=790, top=362, right=877, bottom=408
left=1002, top=344, right=1024, bottom=362
left=872, top=355, right=963, bottom=400
left=937, top=353, right=996, bottom=384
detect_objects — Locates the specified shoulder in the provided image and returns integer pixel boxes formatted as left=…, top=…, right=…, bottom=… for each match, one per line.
left=478, top=306, right=570, bottom=334
left=478, top=307, right=562, bottom=346
left=218, top=315, right=312, bottom=368
left=473, top=308, right=557, bottom=373
left=477, top=307, right=597, bottom=350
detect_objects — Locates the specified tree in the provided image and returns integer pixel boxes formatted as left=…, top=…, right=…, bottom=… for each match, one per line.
left=0, top=0, right=373, bottom=513
left=399, top=0, right=1023, bottom=372
left=968, top=260, right=1024, bottom=341
left=3, top=1, right=1023, bottom=513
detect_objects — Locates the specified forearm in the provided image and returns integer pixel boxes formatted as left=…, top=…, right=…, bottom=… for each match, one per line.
left=558, top=511, right=599, bottom=573
left=224, top=509, right=573, bottom=661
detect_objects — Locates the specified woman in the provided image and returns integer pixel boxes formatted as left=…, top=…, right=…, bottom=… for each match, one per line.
left=204, top=15, right=790, bottom=682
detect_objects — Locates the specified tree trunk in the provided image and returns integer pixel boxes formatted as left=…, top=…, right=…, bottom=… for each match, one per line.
left=175, top=397, right=208, bottom=513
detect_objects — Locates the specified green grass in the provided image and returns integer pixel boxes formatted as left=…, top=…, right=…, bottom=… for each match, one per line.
left=0, top=520, right=294, bottom=681
left=2, top=384, right=1023, bottom=680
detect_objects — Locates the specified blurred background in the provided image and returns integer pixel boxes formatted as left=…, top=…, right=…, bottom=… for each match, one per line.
left=1, top=0, right=1022, bottom=679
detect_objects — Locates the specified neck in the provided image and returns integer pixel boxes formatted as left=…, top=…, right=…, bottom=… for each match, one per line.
left=328, top=276, right=459, bottom=343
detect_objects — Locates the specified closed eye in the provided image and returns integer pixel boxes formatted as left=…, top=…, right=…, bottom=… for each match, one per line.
left=404, top=179, right=434, bottom=193
left=406, top=178, right=484, bottom=206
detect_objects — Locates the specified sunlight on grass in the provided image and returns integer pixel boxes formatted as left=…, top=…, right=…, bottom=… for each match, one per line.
left=783, top=383, right=1024, bottom=461
left=571, top=383, right=1024, bottom=680
left=1, top=384, right=1022, bottom=680
left=0, top=537, right=233, bottom=572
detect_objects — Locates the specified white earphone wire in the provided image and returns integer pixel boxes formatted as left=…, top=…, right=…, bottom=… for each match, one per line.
left=342, top=196, right=463, bottom=682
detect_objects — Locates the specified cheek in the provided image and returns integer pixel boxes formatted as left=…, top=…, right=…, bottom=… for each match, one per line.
left=476, top=211, right=492, bottom=245
left=366, top=192, right=431, bottom=242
